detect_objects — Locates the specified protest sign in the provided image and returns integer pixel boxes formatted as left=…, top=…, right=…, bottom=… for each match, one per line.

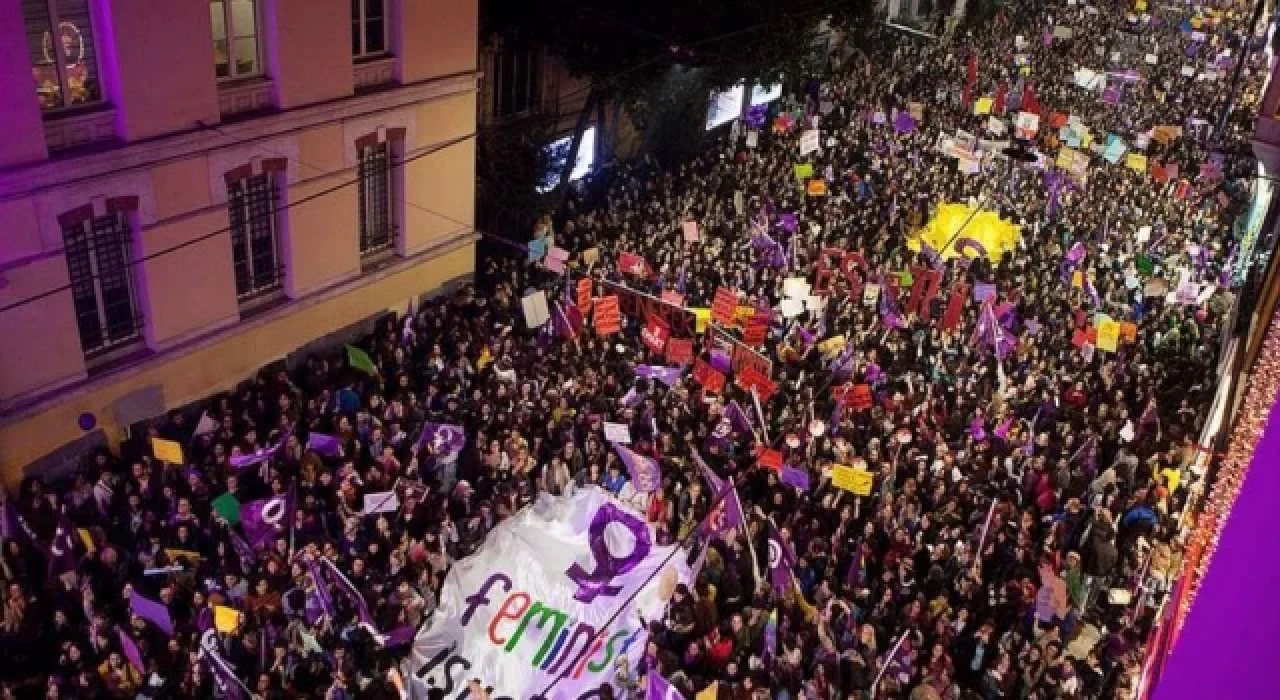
left=711, top=287, right=738, bottom=326
left=577, top=278, right=593, bottom=312
left=661, top=290, right=685, bottom=307
left=593, top=295, right=621, bottom=335
left=799, top=129, right=820, bottom=155
left=151, top=438, right=184, bottom=465
left=831, top=465, right=874, bottom=496
left=756, top=448, right=784, bottom=470
left=404, top=487, right=686, bottom=699
left=1096, top=318, right=1120, bottom=353
left=665, top=337, right=694, bottom=365
left=683, top=220, right=700, bottom=243
left=794, top=163, right=814, bottom=180
left=363, top=490, right=401, bottom=514
left=521, top=291, right=550, bottom=329
left=642, top=314, right=670, bottom=354
left=603, top=422, right=632, bottom=444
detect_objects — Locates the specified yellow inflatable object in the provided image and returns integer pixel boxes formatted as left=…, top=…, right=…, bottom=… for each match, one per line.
left=907, top=203, right=1021, bottom=263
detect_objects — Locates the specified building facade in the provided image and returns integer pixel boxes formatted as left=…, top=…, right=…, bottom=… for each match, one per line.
left=0, top=0, right=478, bottom=484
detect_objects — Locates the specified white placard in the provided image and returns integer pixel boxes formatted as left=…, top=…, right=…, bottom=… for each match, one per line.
left=862, top=283, right=881, bottom=306
left=1135, top=225, right=1151, bottom=243
left=783, top=277, right=811, bottom=300
left=1145, top=53, right=1158, bottom=65
left=746, top=131, right=759, bottom=149
left=363, top=491, right=400, bottom=514
left=682, top=220, right=700, bottom=242
left=780, top=297, right=805, bottom=318
left=799, top=129, right=820, bottom=156
left=603, top=422, right=632, bottom=444
left=1181, top=65, right=1195, bottom=77
left=521, top=290, right=550, bottom=329
left=987, top=116, right=1007, bottom=136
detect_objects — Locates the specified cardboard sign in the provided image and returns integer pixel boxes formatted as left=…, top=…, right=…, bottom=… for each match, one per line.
left=603, top=422, right=631, bottom=444
left=711, top=287, right=738, bottom=326
left=691, top=359, right=725, bottom=394
left=641, top=314, right=670, bottom=354
left=666, top=337, right=694, bottom=365
left=682, top=220, right=700, bottom=242
left=151, top=438, right=185, bottom=465
left=577, top=278, right=593, bottom=312
left=593, top=295, right=621, bottom=335
left=831, top=465, right=874, bottom=496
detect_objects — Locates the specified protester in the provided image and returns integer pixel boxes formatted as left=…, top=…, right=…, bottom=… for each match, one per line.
left=0, top=0, right=1264, bottom=698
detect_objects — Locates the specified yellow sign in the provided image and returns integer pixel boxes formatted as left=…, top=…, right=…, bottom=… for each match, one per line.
left=1136, top=0, right=1147, bottom=11
left=697, top=683, right=720, bottom=700
left=151, top=438, right=185, bottom=465
left=831, top=465, right=874, bottom=496
left=794, top=164, right=814, bottom=180
left=1057, top=147, right=1078, bottom=169
left=1071, top=270, right=1083, bottom=288
left=78, top=528, right=96, bottom=553
left=692, top=308, right=711, bottom=334
left=1125, top=152, right=1148, bottom=173
left=213, top=605, right=242, bottom=633
left=975, top=97, right=994, bottom=115
left=1096, top=318, right=1120, bottom=353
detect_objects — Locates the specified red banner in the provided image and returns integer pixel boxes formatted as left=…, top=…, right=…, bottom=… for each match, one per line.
left=743, top=309, right=770, bottom=346
left=593, top=295, right=621, bottom=336
left=907, top=265, right=942, bottom=319
left=736, top=365, right=777, bottom=401
left=577, top=278, right=593, bottom=313
left=641, top=314, right=670, bottom=354
left=691, top=359, right=725, bottom=394
left=665, top=337, right=694, bottom=365
left=711, top=287, right=738, bottom=326
left=756, top=447, right=784, bottom=470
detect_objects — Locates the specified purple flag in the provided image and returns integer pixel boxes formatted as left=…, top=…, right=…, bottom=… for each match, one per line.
left=228, top=439, right=285, bottom=471
left=379, top=626, right=417, bottom=649
left=845, top=540, right=867, bottom=589
left=694, top=452, right=725, bottom=493
left=0, top=501, right=37, bottom=547
left=46, top=506, right=79, bottom=576
left=646, top=671, right=687, bottom=700
left=1066, top=241, right=1087, bottom=264
left=321, top=557, right=373, bottom=626
left=725, top=401, right=754, bottom=435
left=777, top=211, right=798, bottom=234
left=304, top=558, right=335, bottom=624
left=700, top=480, right=745, bottom=539
left=416, top=422, right=467, bottom=462
left=767, top=520, right=797, bottom=595
left=635, top=365, right=684, bottom=388
left=970, top=416, right=987, bottom=442
left=118, top=627, right=146, bottom=674
left=228, top=530, right=257, bottom=574
left=130, top=592, right=174, bottom=637
left=780, top=466, right=811, bottom=491
left=993, top=417, right=1013, bottom=441
left=614, top=444, right=663, bottom=493
left=306, top=432, right=343, bottom=457
left=240, top=490, right=295, bottom=550
left=878, top=281, right=907, bottom=329
left=554, top=300, right=584, bottom=339
left=200, top=631, right=248, bottom=700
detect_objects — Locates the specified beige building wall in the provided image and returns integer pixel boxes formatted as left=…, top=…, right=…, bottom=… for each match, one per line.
left=0, top=0, right=479, bottom=485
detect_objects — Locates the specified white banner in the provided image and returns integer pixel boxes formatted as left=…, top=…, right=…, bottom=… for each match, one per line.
left=404, top=488, right=686, bottom=699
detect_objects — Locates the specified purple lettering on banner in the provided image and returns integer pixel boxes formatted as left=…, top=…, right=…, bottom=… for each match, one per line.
left=462, top=572, right=513, bottom=626
left=565, top=504, right=652, bottom=602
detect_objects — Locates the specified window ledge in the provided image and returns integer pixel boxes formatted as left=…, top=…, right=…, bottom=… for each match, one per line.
left=44, top=105, right=117, bottom=153
left=218, top=77, right=276, bottom=118
left=354, top=55, right=397, bottom=91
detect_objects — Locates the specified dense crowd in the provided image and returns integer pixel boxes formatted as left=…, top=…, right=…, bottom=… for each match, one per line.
left=0, top=0, right=1268, bottom=698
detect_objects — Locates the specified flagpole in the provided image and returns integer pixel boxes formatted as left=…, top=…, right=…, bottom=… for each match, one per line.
left=733, top=477, right=763, bottom=589
left=976, top=497, right=999, bottom=557
left=870, top=630, right=910, bottom=700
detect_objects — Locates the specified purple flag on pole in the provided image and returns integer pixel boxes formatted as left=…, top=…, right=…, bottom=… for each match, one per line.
left=306, top=432, right=343, bottom=457
left=417, top=422, right=467, bottom=462
left=321, top=557, right=374, bottom=626
left=635, top=365, right=685, bottom=388
left=780, top=466, right=811, bottom=491
left=201, top=631, right=248, bottom=700
left=46, top=506, right=79, bottom=576
left=130, top=592, right=174, bottom=637
left=118, top=627, right=146, bottom=674
left=304, top=558, right=335, bottom=624
left=767, top=520, right=797, bottom=595
left=726, top=401, right=754, bottom=435
left=228, top=530, right=257, bottom=574
left=694, top=451, right=725, bottom=493
left=893, top=110, right=916, bottom=134
left=239, top=490, right=295, bottom=550
left=709, top=348, right=732, bottom=373
left=228, top=439, right=286, bottom=471
left=0, top=501, right=37, bottom=547
left=700, top=480, right=745, bottom=540
left=614, top=444, right=662, bottom=493
left=878, top=281, right=907, bottom=329
left=646, top=671, right=687, bottom=700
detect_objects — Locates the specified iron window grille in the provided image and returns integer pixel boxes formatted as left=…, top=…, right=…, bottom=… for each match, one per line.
left=357, top=142, right=396, bottom=256
left=228, top=172, right=284, bottom=300
left=62, top=212, right=142, bottom=356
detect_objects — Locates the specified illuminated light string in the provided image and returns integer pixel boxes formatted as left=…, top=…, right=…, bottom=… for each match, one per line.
left=1177, top=307, right=1280, bottom=630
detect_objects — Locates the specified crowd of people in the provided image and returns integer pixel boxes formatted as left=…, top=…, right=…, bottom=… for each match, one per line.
left=0, top=0, right=1269, bottom=698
